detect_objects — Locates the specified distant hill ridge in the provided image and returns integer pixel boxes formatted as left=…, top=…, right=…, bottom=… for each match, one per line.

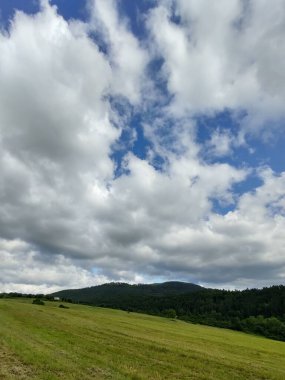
left=50, top=282, right=285, bottom=341
left=51, top=281, right=203, bottom=303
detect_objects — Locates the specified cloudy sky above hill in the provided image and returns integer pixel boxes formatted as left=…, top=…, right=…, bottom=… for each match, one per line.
left=1, top=0, right=285, bottom=293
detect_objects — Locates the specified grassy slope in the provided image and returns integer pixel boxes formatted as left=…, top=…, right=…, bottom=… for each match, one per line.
left=0, top=299, right=284, bottom=380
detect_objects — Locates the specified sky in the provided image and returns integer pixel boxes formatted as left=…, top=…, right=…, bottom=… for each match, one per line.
left=0, top=0, right=285, bottom=293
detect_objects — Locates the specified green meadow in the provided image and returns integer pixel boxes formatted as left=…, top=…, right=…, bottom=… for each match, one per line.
left=0, top=298, right=284, bottom=380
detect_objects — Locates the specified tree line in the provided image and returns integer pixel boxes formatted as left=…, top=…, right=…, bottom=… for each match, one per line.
left=56, top=285, right=285, bottom=341
left=2, top=283, right=285, bottom=341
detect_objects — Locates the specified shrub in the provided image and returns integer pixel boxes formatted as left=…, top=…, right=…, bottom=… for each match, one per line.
left=162, top=309, right=177, bottom=319
left=59, top=304, right=69, bottom=309
left=32, top=299, right=45, bottom=305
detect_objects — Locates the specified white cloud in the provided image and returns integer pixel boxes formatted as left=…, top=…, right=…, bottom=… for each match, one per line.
left=0, top=2, right=118, bottom=177
left=0, top=1, right=285, bottom=293
left=89, top=0, right=149, bottom=104
left=147, top=0, right=285, bottom=134
left=143, top=168, right=285, bottom=287
left=206, top=129, right=233, bottom=157
left=0, top=238, right=109, bottom=294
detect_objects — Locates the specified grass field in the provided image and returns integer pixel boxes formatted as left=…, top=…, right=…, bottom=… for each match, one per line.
left=0, top=298, right=284, bottom=379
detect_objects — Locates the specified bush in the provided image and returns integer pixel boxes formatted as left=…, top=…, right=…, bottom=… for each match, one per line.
left=162, top=309, right=177, bottom=319
left=59, top=304, right=69, bottom=309
left=32, top=299, right=45, bottom=305
left=241, top=315, right=285, bottom=340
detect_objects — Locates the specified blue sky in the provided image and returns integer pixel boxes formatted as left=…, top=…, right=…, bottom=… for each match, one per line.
left=0, top=0, right=285, bottom=293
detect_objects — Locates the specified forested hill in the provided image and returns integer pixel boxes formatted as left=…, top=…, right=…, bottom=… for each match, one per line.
left=51, top=281, right=203, bottom=303
left=50, top=283, right=285, bottom=341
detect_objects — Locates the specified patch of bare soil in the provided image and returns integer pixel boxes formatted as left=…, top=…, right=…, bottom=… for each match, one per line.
left=87, top=366, right=115, bottom=379
left=0, top=347, right=33, bottom=380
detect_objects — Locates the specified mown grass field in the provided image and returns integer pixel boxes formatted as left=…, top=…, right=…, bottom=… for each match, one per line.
left=0, top=298, right=284, bottom=380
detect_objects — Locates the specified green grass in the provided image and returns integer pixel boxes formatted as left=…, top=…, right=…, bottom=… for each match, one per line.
left=0, top=298, right=285, bottom=379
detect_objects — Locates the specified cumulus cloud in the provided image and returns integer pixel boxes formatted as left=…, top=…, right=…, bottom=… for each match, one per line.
left=89, top=0, right=149, bottom=104
left=0, top=238, right=109, bottom=294
left=0, top=3, right=117, bottom=250
left=206, top=129, right=233, bottom=157
left=138, top=168, right=285, bottom=288
left=148, top=0, right=285, bottom=134
left=0, top=1, right=285, bottom=292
